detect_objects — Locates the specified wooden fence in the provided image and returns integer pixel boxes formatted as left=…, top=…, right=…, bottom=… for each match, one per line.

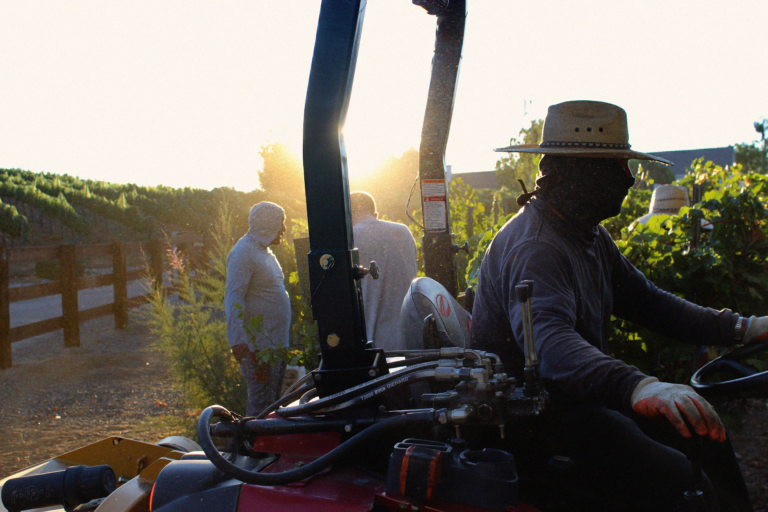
left=0, top=240, right=168, bottom=369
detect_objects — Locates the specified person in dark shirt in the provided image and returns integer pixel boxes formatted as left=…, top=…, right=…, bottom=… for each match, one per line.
left=471, top=101, right=766, bottom=511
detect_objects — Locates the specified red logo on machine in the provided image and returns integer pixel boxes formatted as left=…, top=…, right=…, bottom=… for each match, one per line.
left=436, top=294, right=451, bottom=317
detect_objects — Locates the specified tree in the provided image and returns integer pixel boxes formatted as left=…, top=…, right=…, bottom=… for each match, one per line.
left=257, top=142, right=305, bottom=202
left=629, top=160, right=676, bottom=189
left=735, top=120, right=767, bottom=175
left=351, top=148, right=420, bottom=223
left=495, top=120, right=543, bottom=193
left=256, top=142, right=307, bottom=225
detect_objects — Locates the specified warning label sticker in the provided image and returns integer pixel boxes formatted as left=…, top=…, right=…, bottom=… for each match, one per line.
left=422, top=179, right=447, bottom=231
left=422, top=179, right=446, bottom=198
left=423, top=197, right=446, bottom=231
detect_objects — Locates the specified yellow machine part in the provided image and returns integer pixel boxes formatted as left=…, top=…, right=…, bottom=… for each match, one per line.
left=0, top=437, right=186, bottom=512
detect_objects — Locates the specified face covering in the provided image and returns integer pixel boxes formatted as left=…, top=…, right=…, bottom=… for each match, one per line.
left=536, top=156, right=635, bottom=228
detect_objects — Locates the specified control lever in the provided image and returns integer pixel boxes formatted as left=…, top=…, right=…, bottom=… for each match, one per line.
left=353, top=261, right=379, bottom=280
left=452, top=241, right=471, bottom=255
left=515, top=280, right=542, bottom=396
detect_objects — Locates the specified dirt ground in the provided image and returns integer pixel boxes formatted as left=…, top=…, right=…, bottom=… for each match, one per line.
left=1, top=313, right=767, bottom=510
left=0, top=312, right=189, bottom=474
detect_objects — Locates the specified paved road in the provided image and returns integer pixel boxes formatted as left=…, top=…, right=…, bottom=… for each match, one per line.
left=9, top=276, right=170, bottom=328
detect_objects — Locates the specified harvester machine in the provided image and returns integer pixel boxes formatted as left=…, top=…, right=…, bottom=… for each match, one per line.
left=3, top=1, right=764, bottom=512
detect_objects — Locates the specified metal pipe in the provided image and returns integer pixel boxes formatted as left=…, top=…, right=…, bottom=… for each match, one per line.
left=521, top=280, right=537, bottom=365
left=515, top=284, right=533, bottom=369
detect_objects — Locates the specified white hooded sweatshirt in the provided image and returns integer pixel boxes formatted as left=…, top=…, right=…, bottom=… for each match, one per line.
left=225, top=202, right=291, bottom=352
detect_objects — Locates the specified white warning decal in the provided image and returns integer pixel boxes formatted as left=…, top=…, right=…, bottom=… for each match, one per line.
left=422, top=179, right=447, bottom=231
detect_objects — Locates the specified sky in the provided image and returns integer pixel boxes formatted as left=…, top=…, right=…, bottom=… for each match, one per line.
left=0, top=1, right=766, bottom=191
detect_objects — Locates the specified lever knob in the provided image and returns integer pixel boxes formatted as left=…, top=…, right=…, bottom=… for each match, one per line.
left=368, top=261, right=379, bottom=279
left=452, top=241, right=471, bottom=255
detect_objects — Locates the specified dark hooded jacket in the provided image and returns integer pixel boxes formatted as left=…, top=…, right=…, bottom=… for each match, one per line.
left=470, top=197, right=738, bottom=412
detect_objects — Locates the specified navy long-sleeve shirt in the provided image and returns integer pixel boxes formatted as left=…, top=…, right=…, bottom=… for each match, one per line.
left=471, top=198, right=738, bottom=412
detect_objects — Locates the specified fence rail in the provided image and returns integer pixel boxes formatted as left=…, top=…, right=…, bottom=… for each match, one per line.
left=0, top=240, right=168, bottom=369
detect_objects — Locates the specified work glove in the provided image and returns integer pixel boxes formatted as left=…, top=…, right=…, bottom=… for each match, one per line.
left=631, top=377, right=726, bottom=442
left=742, top=316, right=768, bottom=344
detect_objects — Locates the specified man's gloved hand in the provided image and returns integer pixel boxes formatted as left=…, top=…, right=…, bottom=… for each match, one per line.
left=743, top=316, right=768, bottom=344
left=631, top=377, right=726, bottom=442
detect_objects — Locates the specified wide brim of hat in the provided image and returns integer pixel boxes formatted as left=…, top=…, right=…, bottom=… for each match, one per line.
left=494, top=143, right=674, bottom=166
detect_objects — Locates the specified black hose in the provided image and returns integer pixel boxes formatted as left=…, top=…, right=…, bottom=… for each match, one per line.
left=299, top=388, right=318, bottom=404
left=386, top=348, right=502, bottom=365
left=275, top=362, right=438, bottom=418
left=284, top=371, right=315, bottom=395
left=319, top=370, right=436, bottom=413
left=198, top=406, right=433, bottom=486
left=211, top=415, right=377, bottom=437
left=255, top=383, right=315, bottom=419
left=387, top=356, right=435, bottom=368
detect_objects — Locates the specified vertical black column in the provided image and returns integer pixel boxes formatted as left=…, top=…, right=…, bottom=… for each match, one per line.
left=418, top=0, right=466, bottom=298
left=303, top=0, right=370, bottom=385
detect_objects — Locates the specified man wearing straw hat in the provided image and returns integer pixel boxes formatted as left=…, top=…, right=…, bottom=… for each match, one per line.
left=634, top=184, right=714, bottom=232
left=636, top=184, right=690, bottom=225
left=471, top=101, right=762, bottom=511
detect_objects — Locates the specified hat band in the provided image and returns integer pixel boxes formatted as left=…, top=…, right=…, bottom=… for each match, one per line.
left=540, top=141, right=631, bottom=149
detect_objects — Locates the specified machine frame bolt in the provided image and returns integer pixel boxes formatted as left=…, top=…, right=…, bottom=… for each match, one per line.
left=326, top=333, right=340, bottom=348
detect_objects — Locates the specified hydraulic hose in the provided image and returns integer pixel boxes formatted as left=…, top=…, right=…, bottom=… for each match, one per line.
left=385, top=348, right=501, bottom=365
left=255, top=383, right=315, bottom=419
left=211, top=415, right=377, bottom=438
left=284, top=370, right=316, bottom=396
left=299, top=387, right=319, bottom=404
left=275, top=361, right=438, bottom=418
left=198, top=405, right=433, bottom=486
left=387, top=356, right=435, bottom=368
left=318, top=370, right=437, bottom=413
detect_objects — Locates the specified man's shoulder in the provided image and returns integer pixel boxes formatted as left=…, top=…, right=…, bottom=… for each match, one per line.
left=357, top=218, right=413, bottom=237
left=228, top=236, right=268, bottom=263
left=486, top=206, right=572, bottom=268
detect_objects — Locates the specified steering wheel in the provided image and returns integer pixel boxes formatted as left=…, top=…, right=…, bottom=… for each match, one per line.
left=690, top=342, right=768, bottom=397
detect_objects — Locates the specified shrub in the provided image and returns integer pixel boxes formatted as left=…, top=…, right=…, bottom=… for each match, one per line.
left=610, top=161, right=768, bottom=382
left=462, top=159, right=768, bottom=384
left=143, top=204, right=319, bottom=413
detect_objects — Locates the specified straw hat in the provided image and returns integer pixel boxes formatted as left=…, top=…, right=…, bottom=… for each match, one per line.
left=636, top=185, right=689, bottom=225
left=495, top=100, right=673, bottom=165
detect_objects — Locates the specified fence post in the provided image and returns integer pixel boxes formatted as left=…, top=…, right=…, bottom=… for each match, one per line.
left=149, top=240, right=164, bottom=295
left=0, top=247, right=11, bottom=369
left=113, top=242, right=128, bottom=329
left=60, top=244, right=80, bottom=347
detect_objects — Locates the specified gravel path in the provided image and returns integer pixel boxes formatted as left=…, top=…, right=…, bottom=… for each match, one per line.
left=0, top=311, right=187, bottom=476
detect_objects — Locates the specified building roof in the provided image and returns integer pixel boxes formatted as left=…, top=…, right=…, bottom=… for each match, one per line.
left=648, top=146, right=735, bottom=178
left=451, top=170, right=498, bottom=190
left=450, top=146, right=735, bottom=190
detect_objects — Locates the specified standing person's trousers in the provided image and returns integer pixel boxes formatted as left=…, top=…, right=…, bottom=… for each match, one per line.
left=240, top=358, right=287, bottom=417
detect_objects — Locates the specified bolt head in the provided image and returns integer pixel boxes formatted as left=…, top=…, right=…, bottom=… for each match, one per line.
left=326, top=333, right=340, bottom=348
left=368, top=369, right=377, bottom=377
left=344, top=424, right=352, bottom=433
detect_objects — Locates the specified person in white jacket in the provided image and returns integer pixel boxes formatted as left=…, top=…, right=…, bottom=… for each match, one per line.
left=351, top=191, right=417, bottom=352
left=225, top=201, right=290, bottom=416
